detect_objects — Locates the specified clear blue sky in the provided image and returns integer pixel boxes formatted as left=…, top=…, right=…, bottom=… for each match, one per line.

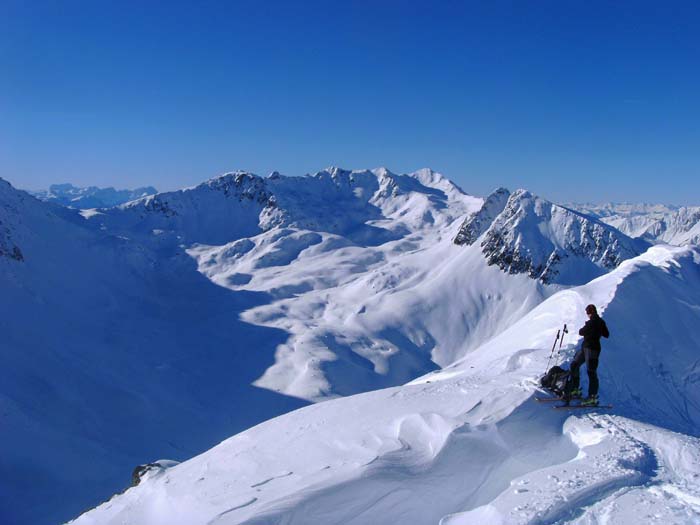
left=1, top=1, right=699, bottom=203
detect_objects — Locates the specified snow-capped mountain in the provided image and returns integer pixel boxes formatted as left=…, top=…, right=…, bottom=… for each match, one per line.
left=456, top=189, right=646, bottom=284
left=89, top=167, right=478, bottom=246
left=570, top=202, right=680, bottom=219
left=2, top=169, right=696, bottom=525
left=3, top=168, right=491, bottom=524
left=569, top=201, right=700, bottom=246
left=71, top=246, right=700, bottom=525
left=30, top=183, right=158, bottom=209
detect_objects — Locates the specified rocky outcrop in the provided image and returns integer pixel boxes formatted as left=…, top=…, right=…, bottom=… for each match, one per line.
left=131, top=460, right=180, bottom=487
left=454, top=187, right=510, bottom=246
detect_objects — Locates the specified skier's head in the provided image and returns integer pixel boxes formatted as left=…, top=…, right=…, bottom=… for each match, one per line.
left=585, top=304, right=598, bottom=317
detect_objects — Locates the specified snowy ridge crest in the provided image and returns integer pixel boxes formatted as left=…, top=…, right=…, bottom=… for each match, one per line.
left=94, top=167, right=481, bottom=246
left=453, top=187, right=510, bottom=246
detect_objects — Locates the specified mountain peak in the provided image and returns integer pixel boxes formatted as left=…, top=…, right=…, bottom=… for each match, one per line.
left=456, top=187, right=644, bottom=284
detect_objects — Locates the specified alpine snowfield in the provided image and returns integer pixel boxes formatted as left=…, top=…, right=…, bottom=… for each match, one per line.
left=71, top=246, right=700, bottom=525
left=1, top=168, right=697, bottom=524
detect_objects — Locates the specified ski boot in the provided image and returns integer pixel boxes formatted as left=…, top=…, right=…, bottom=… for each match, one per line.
left=570, top=388, right=582, bottom=399
left=580, top=395, right=599, bottom=407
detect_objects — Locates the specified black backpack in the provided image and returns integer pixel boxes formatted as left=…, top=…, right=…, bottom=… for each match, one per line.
left=540, top=365, right=569, bottom=395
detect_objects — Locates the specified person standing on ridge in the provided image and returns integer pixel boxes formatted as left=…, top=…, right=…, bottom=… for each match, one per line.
left=565, top=304, right=610, bottom=406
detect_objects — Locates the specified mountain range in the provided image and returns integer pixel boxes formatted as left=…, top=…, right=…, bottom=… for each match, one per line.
left=1, top=170, right=698, bottom=524
left=569, top=201, right=700, bottom=246
left=30, top=183, right=158, bottom=209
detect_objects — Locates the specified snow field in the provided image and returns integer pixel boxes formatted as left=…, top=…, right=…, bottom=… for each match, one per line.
left=73, top=245, right=700, bottom=524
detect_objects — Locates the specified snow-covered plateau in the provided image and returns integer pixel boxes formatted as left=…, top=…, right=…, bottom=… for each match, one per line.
left=1, top=169, right=698, bottom=524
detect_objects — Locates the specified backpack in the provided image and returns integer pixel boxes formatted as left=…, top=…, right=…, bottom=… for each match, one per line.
left=540, top=365, right=569, bottom=395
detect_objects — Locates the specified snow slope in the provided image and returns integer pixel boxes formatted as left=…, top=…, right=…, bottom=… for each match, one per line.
left=3, top=168, right=495, bottom=524
left=72, top=245, right=700, bottom=525
left=0, top=179, right=308, bottom=525
left=0, top=169, right=670, bottom=524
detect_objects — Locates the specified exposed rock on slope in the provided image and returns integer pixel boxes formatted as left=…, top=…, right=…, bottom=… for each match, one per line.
left=456, top=189, right=646, bottom=284
left=453, top=187, right=510, bottom=246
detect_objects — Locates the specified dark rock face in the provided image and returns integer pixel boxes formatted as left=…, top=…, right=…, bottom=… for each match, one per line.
left=207, top=172, right=274, bottom=205
left=131, top=460, right=179, bottom=487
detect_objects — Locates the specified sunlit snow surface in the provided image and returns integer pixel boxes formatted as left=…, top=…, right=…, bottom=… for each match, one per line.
left=73, top=246, right=700, bottom=525
left=2, top=170, right=698, bottom=524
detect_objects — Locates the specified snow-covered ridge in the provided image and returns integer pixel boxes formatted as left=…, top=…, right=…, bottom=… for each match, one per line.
left=99, top=167, right=481, bottom=246
left=71, top=245, right=700, bottom=525
left=456, top=189, right=646, bottom=284
left=30, top=182, right=157, bottom=209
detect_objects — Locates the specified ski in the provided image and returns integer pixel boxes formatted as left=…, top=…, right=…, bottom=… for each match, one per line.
left=554, top=404, right=613, bottom=410
left=535, top=392, right=582, bottom=402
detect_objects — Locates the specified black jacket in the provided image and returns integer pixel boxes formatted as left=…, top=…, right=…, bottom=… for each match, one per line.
left=579, top=314, right=609, bottom=351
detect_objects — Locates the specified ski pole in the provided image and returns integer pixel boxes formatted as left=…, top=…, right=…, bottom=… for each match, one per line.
left=545, top=329, right=561, bottom=373
left=555, top=324, right=568, bottom=365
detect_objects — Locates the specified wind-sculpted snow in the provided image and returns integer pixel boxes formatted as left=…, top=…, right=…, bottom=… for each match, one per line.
left=72, top=246, right=700, bottom=525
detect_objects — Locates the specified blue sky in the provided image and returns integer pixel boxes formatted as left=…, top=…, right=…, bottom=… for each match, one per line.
left=1, top=1, right=699, bottom=203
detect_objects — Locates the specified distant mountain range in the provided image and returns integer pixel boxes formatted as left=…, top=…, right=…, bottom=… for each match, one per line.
left=30, top=182, right=157, bottom=208
left=567, top=201, right=700, bottom=246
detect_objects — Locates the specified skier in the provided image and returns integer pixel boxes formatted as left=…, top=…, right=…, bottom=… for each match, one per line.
left=564, top=304, right=609, bottom=406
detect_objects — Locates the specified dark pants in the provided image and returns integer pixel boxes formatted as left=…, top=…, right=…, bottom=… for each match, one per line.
left=567, top=347, right=600, bottom=397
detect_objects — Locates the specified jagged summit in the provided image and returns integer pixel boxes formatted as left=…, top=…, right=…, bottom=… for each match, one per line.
left=90, top=167, right=482, bottom=246
left=455, top=188, right=645, bottom=284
